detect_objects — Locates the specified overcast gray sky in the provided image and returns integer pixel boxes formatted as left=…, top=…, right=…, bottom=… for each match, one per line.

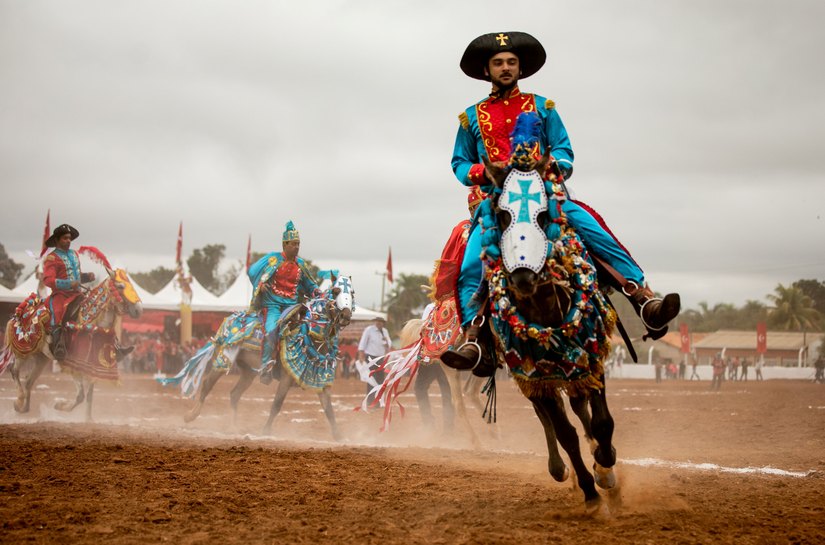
left=1, top=0, right=824, bottom=310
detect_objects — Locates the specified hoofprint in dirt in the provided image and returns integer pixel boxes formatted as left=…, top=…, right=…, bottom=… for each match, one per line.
left=1, top=373, right=824, bottom=543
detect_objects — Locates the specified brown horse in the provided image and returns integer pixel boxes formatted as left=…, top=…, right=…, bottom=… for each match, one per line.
left=2, top=268, right=143, bottom=421
left=449, top=123, right=619, bottom=514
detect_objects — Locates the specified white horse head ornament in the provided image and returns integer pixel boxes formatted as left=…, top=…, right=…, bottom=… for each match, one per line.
left=499, top=169, right=548, bottom=274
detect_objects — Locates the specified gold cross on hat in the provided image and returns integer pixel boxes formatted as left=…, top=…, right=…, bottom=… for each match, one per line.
left=495, top=33, right=509, bottom=46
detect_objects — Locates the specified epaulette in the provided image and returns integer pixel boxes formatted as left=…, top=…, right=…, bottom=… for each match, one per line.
left=458, top=111, right=469, bottom=130
left=545, top=99, right=556, bottom=110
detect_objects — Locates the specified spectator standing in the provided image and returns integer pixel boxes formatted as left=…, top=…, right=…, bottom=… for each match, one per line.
left=711, top=353, right=725, bottom=391
left=358, top=316, right=392, bottom=405
left=814, top=354, right=825, bottom=384
left=740, top=358, right=750, bottom=381
left=755, top=356, right=764, bottom=381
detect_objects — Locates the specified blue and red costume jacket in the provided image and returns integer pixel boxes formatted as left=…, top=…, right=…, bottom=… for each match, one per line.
left=42, top=249, right=83, bottom=326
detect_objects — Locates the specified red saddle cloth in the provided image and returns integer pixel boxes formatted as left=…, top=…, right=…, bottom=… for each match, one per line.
left=61, top=325, right=119, bottom=382
left=6, top=294, right=51, bottom=358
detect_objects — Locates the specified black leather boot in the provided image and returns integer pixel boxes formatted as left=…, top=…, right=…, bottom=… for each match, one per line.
left=623, top=282, right=681, bottom=340
left=51, top=326, right=67, bottom=360
left=115, top=345, right=135, bottom=362
left=441, top=319, right=497, bottom=377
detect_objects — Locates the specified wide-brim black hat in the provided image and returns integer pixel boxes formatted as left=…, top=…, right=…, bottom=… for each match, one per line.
left=460, top=31, right=546, bottom=81
left=45, top=224, right=79, bottom=247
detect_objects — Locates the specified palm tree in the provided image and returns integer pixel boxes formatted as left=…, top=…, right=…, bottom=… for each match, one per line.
left=384, top=273, right=430, bottom=334
left=766, top=283, right=822, bottom=331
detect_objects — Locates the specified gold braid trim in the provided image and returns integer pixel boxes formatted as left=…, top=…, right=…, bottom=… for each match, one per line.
left=513, top=371, right=604, bottom=400
left=458, top=111, right=470, bottom=131
left=545, top=99, right=556, bottom=110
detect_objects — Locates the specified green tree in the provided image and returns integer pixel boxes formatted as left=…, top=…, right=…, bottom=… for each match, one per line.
left=767, top=283, right=822, bottom=331
left=0, top=243, right=24, bottom=289
left=385, top=273, right=430, bottom=334
left=131, top=266, right=175, bottom=294
left=792, top=279, right=825, bottom=315
left=186, top=244, right=242, bottom=295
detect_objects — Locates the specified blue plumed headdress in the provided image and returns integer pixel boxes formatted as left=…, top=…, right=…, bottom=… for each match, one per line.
left=282, top=220, right=300, bottom=242
left=509, top=111, right=542, bottom=171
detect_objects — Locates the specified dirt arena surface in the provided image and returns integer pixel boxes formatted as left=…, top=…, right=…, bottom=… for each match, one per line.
left=1, top=369, right=824, bottom=544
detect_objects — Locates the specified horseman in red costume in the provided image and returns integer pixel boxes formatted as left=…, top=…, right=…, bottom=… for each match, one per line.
left=42, top=224, right=95, bottom=360
left=442, top=31, right=681, bottom=371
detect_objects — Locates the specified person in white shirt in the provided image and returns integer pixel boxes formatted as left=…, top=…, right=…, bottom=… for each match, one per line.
left=357, top=316, right=391, bottom=405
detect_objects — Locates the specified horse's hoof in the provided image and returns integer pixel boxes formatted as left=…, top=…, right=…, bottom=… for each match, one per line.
left=13, top=399, right=28, bottom=413
left=183, top=411, right=198, bottom=423
left=550, top=465, right=570, bottom=483
left=584, top=496, right=610, bottom=519
left=261, top=426, right=272, bottom=436
left=54, top=401, right=70, bottom=412
left=593, top=463, right=617, bottom=490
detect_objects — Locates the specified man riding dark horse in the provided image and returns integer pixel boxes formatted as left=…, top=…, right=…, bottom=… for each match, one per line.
left=442, top=31, right=681, bottom=372
left=42, top=224, right=133, bottom=361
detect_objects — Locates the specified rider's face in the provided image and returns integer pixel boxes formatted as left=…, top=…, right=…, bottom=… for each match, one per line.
left=485, top=52, right=520, bottom=90
left=282, top=239, right=300, bottom=260
left=56, top=233, right=72, bottom=251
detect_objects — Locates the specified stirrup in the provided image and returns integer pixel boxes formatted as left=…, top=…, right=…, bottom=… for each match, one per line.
left=459, top=340, right=483, bottom=371
left=638, top=297, right=667, bottom=332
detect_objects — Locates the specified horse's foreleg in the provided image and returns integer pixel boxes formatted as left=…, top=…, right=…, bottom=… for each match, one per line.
left=55, top=374, right=85, bottom=412
left=84, top=382, right=95, bottom=422
left=229, top=364, right=257, bottom=427
left=532, top=397, right=569, bottom=482
left=184, top=370, right=222, bottom=423
left=317, top=388, right=341, bottom=441
left=569, top=393, right=596, bottom=453
left=534, top=395, right=601, bottom=511
left=446, top=365, right=481, bottom=449
left=589, top=387, right=617, bottom=490
left=262, top=371, right=292, bottom=435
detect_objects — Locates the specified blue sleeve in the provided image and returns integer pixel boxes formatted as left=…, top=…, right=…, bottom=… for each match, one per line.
left=248, top=253, right=277, bottom=286
left=543, top=108, right=574, bottom=180
left=56, top=278, right=73, bottom=289
left=451, top=124, right=480, bottom=187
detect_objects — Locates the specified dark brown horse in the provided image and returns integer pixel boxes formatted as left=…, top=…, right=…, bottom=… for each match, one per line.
left=464, top=128, right=619, bottom=514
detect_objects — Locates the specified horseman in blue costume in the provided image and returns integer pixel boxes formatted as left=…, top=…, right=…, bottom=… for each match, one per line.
left=248, top=220, right=320, bottom=366
left=442, top=31, right=681, bottom=371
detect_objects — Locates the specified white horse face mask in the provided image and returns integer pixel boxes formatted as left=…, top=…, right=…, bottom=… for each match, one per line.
left=499, top=169, right=548, bottom=274
left=333, top=276, right=353, bottom=311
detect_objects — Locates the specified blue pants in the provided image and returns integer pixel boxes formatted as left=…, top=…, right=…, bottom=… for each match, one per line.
left=261, top=304, right=289, bottom=363
left=458, top=199, right=644, bottom=326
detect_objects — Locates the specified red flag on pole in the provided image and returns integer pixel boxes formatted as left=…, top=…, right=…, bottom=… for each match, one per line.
left=756, top=322, right=767, bottom=354
left=39, top=209, right=51, bottom=257
left=175, top=222, right=183, bottom=266
left=386, top=247, right=393, bottom=284
left=246, top=234, right=252, bottom=271
left=679, top=323, right=691, bottom=354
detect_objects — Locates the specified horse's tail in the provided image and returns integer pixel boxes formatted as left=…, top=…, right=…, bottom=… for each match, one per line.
left=0, top=346, right=14, bottom=376
left=157, top=342, right=216, bottom=398
left=0, top=321, right=15, bottom=375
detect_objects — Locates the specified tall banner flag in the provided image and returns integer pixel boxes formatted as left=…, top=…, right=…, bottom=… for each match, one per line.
left=175, top=222, right=183, bottom=266
left=246, top=234, right=252, bottom=271
left=756, top=322, right=767, bottom=354
left=39, top=209, right=51, bottom=257
left=679, top=323, right=691, bottom=354
left=386, top=247, right=393, bottom=284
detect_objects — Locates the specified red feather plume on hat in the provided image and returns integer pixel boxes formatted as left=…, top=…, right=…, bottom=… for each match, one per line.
left=77, top=246, right=112, bottom=269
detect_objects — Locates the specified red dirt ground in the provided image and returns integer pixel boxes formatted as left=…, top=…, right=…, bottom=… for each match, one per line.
left=1, top=369, right=824, bottom=544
